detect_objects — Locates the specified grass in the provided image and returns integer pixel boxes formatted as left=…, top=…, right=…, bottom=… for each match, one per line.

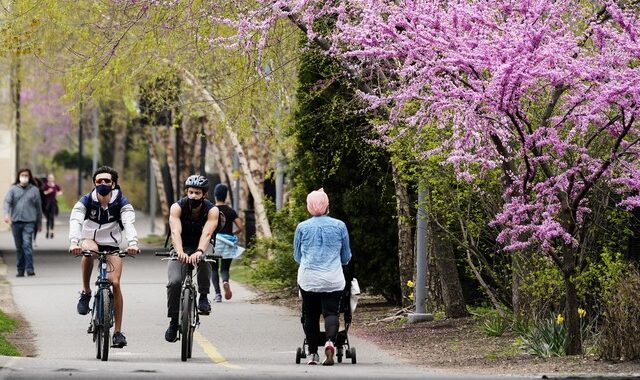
left=0, top=309, right=20, bottom=356
left=139, top=234, right=169, bottom=247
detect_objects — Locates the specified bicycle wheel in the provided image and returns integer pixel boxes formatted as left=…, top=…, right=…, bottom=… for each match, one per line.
left=188, top=311, right=197, bottom=358
left=180, top=287, right=192, bottom=362
left=93, top=294, right=102, bottom=359
left=100, top=289, right=112, bottom=361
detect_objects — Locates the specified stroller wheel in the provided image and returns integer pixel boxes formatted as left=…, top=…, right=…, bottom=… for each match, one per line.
left=345, top=348, right=351, bottom=359
left=337, top=346, right=343, bottom=363
left=350, top=347, right=357, bottom=364
left=296, top=347, right=303, bottom=364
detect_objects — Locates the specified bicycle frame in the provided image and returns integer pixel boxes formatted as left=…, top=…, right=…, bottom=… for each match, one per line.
left=156, top=250, right=214, bottom=361
left=78, top=249, right=128, bottom=361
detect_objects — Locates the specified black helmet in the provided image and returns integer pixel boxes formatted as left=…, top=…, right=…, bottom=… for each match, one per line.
left=184, top=175, right=209, bottom=192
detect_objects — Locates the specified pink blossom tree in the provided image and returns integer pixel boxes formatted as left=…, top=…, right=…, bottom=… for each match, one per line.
left=119, top=0, right=640, bottom=354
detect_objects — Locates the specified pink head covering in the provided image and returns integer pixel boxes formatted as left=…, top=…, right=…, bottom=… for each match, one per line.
left=306, top=188, right=329, bottom=216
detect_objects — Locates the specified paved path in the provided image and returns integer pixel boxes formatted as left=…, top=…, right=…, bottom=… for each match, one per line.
left=0, top=214, right=533, bottom=379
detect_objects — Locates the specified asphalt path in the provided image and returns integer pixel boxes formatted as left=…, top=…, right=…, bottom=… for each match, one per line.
left=0, top=217, right=536, bottom=379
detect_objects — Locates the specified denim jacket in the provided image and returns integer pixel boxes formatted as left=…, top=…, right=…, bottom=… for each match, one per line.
left=294, top=215, right=352, bottom=292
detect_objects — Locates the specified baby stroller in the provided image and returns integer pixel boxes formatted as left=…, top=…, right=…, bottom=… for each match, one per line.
left=295, top=265, right=358, bottom=364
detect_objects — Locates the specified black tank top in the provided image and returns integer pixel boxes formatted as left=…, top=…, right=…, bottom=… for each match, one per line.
left=216, top=204, right=238, bottom=235
left=177, top=197, right=214, bottom=249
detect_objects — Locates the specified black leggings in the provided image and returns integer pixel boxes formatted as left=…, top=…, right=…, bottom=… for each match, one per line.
left=300, top=287, right=342, bottom=354
left=44, top=210, right=55, bottom=233
left=211, top=258, right=232, bottom=294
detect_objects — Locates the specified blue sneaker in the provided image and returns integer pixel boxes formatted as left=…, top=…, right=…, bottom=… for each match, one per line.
left=77, top=291, right=91, bottom=315
left=112, top=331, right=127, bottom=348
left=165, top=320, right=179, bottom=342
left=198, top=296, right=211, bottom=315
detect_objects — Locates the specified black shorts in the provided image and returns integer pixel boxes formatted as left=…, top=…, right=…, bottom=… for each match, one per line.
left=97, top=244, right=119, bottom=253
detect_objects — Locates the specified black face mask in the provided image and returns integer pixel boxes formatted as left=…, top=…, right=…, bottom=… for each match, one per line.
left=188, top=197, right=203, bottom=208
left=96, top=184, right=112, bottom=196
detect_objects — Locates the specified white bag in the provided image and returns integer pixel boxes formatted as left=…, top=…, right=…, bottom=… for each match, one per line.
left=350, top=278, right=360, bottom=312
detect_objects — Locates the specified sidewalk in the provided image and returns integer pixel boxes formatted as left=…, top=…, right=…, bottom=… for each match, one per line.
left=0, top=212, right=165, bottom=253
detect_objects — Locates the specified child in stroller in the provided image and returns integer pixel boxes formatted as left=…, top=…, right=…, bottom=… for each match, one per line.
left=295, top=265, right=358, bottom=365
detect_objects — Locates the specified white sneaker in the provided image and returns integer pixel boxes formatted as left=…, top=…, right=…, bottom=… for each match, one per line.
left=307, top=353, right=320, bottom=365
left=322, top=341, right=335, bottom=366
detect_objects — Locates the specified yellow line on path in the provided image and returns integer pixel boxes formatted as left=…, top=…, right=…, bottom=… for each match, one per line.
left=194, top=331, right=241, bottom=368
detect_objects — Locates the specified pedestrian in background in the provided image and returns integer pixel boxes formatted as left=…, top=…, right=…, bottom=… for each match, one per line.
left=42, top=173, right=62, bottom=239
left=294, top=188, right=352, bottom=365
left=211, top=183, right=243, bottom=302
left=3, top=168, right=42, bottom=277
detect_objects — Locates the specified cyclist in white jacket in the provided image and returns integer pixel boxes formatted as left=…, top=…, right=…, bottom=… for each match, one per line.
left=68, top=166, right=139, bottom=348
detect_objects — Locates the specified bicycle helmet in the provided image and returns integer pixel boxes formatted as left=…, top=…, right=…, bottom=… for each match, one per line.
left=184, top=175, right=209, bottom=193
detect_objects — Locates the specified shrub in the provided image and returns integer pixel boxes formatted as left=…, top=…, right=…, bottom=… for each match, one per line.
left=598, top=266, right=640, bottom=360
left=519, top=313, right=567, bottom=357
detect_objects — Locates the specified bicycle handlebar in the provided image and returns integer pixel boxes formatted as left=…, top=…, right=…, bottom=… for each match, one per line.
left=154, top=251, right=216, bottom=262
left=75, top=249, right=134, bottom=258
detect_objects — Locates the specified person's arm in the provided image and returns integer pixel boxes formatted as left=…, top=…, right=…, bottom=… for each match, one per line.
left=34, top=188, right=42, bottom=231
left=233, top=217, right=244, bottom=235
left=169, top=203, right=189, bottom=263
left=3, top=187, right=13, bottom=224
left=190, top=206, right=219, bottom=264
left=293, top=224, right=302, bottom=264
left=120, top=204, right=139, bottom=255
left=68, top=200, right=86, bottom=254
left=340, top=223, right=352, bottom=265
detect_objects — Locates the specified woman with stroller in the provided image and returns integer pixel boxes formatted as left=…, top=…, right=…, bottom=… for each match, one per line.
left=294, top=188, right=352, bottom=365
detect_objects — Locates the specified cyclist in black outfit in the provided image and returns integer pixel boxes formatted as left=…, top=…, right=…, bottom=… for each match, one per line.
left=164, top=175, right=220, bottom=342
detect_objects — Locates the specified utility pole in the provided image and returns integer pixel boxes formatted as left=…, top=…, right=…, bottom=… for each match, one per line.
left=408, top=189, right=433, bottom=323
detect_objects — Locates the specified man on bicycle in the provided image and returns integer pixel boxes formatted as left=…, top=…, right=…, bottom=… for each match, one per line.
left=68, top=166, right=140, bottom=348
left=164, top=174, right=219, bottom=342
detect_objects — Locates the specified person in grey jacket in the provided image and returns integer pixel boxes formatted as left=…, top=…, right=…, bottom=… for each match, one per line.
left=3, top=168, right=42, bottom=277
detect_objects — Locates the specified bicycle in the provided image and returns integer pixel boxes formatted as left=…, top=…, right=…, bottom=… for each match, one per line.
left=75, top=249, right=130, bottom=361
left=156, top=250, right=215, bottom=361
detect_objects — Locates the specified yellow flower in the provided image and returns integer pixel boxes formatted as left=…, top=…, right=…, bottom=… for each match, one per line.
left=578, top=308, right=587, bottom=319
left=556, top=314, right=565, bottom=325
left=406, top=280, right=415, bottom=288
left=408, top=293, right=415, bottom=301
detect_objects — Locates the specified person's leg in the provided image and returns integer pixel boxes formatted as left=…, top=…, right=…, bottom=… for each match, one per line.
left=197, top=260, right=211, bottom=296
left=321, top=290, right=343, bottom=342
left=166, top=260, right=184, bottom=319
left=300, top=288, right=322, bottom=354
left=11, top=222, right=25, bottom=275
left=107, top=255, right=124, bottom=332
left=46, top=211, right=54, bottom=236
left=80, top=240, right=98, bottom=293
left=221, top=258, right=232, bottom=299
left=211, top=259, right=221, bottom=295
left=320, top=290, right=342, bottom=365
left=165, top=259, right=184, bottom=342
left=21, top=222, right=36, bottom=274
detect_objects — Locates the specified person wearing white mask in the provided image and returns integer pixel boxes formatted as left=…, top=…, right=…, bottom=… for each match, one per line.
left=3, top=168, right=43, bottom=277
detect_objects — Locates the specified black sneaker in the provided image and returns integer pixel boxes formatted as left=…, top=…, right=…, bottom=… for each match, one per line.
left=112, top=331, right=127, bottom=348
left=165, top=320, right=179, bottom=343
left=27, top=271, right=35, bottom=276
left=16, top=272, right=24, bottom=277
left=77, top=291, right=91, bottom=315
left=198, top=296, right=211, bottom=315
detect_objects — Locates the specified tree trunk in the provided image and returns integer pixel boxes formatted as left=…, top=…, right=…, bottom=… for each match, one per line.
left=511, top=250, right=524, bottom=317
left=431, top=221, right=467, bottom=318
left=112, top=110, right=127, bottom=175
left=392, top=165, right=414, bottom=306
left=563, top=247, right=582, bottom=355
left=178, top=67, right=273, bottom=241
left=146, top=128, right=171, bottom=234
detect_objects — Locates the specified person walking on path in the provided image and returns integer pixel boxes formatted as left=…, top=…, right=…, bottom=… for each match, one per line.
left=68, top=166, right=139, bottom=348
left=42, top=173, right=62, bottom=239
left=164, top=175, right=219, bottom=342
left=211, top=183, right=243, bottom=302
left=3, top=168, right=42, bottom=277
left=294, top=188, right=352, bottom=365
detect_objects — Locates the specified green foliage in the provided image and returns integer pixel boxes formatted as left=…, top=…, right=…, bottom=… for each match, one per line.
left=598, top=266, right=640, bottom=360
left=290, top=44, right=400, bottom=302
left=468, top=305, right=509, bottom=337
left=519, top=313, right=568, bottom=357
